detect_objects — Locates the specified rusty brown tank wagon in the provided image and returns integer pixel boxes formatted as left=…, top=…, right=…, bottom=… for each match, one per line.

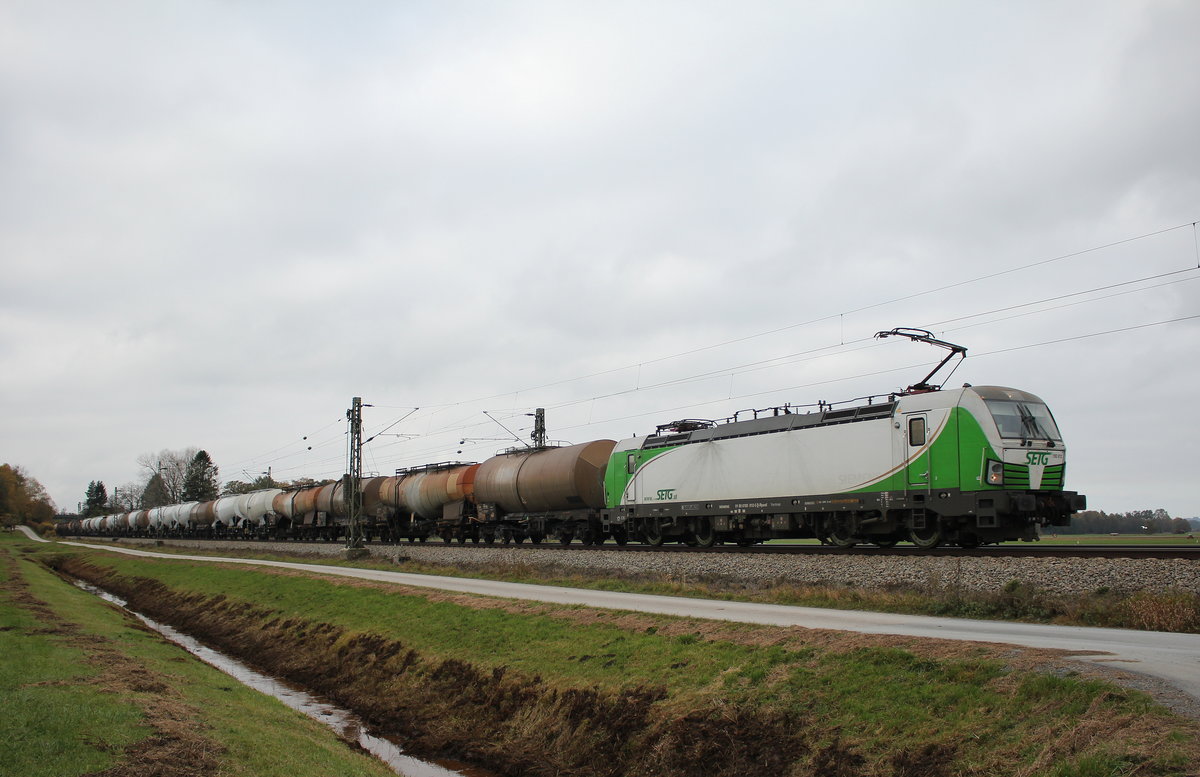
left=471, top=440, right=617, bottom=544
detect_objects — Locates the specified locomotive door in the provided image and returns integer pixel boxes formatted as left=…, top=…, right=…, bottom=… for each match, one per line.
left=624, top=452, right=641, bottom=505
left=904, top=413, right=931, bottom=491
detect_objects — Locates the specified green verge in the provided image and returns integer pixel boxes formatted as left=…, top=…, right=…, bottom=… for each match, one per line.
left=57, top=534, right=1200, bottom=632
left=22, top=535, right=1200, bottom=777
left=0, top=533, right=400, bottom=777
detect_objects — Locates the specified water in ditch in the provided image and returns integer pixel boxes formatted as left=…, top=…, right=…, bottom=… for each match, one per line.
left=75, top=581, right=491, bottom=777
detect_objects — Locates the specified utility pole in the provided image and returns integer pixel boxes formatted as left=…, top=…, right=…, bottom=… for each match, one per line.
left=344, top=396, right=365, bottom=553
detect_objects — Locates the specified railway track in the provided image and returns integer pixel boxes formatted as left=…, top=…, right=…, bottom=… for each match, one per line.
left=541, top=542, right=1200, bottom=560
left=95, top=535, right=1200, bottom=561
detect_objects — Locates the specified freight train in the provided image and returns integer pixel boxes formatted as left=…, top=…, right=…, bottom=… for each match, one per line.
left=65, top=331, right=1087, bottom=549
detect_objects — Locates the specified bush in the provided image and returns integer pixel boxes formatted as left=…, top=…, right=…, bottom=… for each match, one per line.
left=1116, top=591, right=1200, bottom=633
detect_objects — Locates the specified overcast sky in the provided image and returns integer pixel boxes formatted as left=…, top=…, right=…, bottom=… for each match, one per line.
left=2, top=1, right=1198, bottom=518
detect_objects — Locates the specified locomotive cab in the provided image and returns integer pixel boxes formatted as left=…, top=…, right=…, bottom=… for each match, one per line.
left=965, top=386, right=1066, bottom=491
left=955, top=386, right=1086, bottom=537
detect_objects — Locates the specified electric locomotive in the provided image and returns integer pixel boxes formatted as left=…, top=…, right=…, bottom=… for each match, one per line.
left=601, top=382, right=1084, bottom=549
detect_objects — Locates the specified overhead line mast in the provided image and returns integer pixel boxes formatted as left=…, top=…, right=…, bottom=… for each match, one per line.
left=344, top=396, right=366, bottom=553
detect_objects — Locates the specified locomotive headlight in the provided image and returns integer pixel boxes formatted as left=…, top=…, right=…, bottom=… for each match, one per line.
left=986, top=459, right=1004, bottom=485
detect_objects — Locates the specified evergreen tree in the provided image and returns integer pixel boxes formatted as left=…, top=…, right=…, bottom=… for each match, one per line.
left=181, top=450, right=220, bottom=502
left=142, top=473, right=170, bottom=508
left=83, top=480, right=108, bottom=517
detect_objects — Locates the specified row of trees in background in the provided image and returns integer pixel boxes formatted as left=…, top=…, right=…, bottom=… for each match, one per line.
left=0, top=463, right=57, bottom=528
left=82, top=448, right=221, bottom=516
left=81, top=448, right=335, bottom=516
left=1055, top=509, right=1197, bottom=535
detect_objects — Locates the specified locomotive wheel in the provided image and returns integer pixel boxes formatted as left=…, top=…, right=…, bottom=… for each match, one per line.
left=691, top=518, right=717, bottom=548
left=612, top=526, right=629, bottom=546
left=642, top=520, right=665, bottom=547
left=908, top=524, right=943, bottom=549
left=827, top=528, right=858, bottom=548
left=956, top=531, right=981, bottom=549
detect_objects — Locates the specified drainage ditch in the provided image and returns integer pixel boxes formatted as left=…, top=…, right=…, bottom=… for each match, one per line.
left=75, top=581, right=492, bottom=777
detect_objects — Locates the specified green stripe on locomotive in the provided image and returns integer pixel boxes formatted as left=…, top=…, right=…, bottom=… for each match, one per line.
left=849, top=405, right=997, bottom=495
left=603, top=444, right=680, bottom=509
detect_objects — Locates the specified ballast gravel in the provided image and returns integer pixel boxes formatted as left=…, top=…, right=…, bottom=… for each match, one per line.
left=102, top=538, right=1199, bottom=595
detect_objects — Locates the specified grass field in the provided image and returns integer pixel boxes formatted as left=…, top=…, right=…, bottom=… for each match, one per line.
left=16, top=531, right=1200, bottom=777
left=0, top=532, right=405, bottom=777
left=1036, top=532, right=1199, bottom=545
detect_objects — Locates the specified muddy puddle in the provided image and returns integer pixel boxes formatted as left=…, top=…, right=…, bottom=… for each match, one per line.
left=75, top=581, right=493, bottom=777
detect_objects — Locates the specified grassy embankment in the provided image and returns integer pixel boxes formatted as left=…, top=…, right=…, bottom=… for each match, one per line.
left=0, top=532, right=404, bottom=777
left=24, top=533, right=1200, bottom=777
left=69, top=534, right=1200, bottom=633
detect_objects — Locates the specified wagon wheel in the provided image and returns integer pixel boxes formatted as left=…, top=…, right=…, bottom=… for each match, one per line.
left=872, top=536, right=900, bottom=549
left=690, top=518, right=717, bottom=548
left=483, top=531, right=496, bottom=545
left=557, top=528, right=574, bottom=546
left=642, top=520, right=665, bottom=547
left=529, top=533, right=545, bottom=544
left=908, top=523, right=943, bottom=549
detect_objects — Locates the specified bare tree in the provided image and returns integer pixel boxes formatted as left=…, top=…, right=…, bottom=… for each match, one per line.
left=136, top=447, right=198, bottom=505
left=108, top=482, right=143, bottom=512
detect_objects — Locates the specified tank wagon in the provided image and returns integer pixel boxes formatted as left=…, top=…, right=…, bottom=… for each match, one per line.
left=66, top=331, right=1086, bottom=549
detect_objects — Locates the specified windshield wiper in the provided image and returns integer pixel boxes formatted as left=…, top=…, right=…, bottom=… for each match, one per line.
left=1016, top=404, right=1055, bottom=447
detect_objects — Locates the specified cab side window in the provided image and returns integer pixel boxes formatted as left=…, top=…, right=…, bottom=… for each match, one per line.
left=908, top=417, right=926, bottom=447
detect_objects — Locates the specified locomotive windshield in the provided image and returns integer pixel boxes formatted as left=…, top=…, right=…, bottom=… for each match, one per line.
left=984, top=399, right=1062, bottom=442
